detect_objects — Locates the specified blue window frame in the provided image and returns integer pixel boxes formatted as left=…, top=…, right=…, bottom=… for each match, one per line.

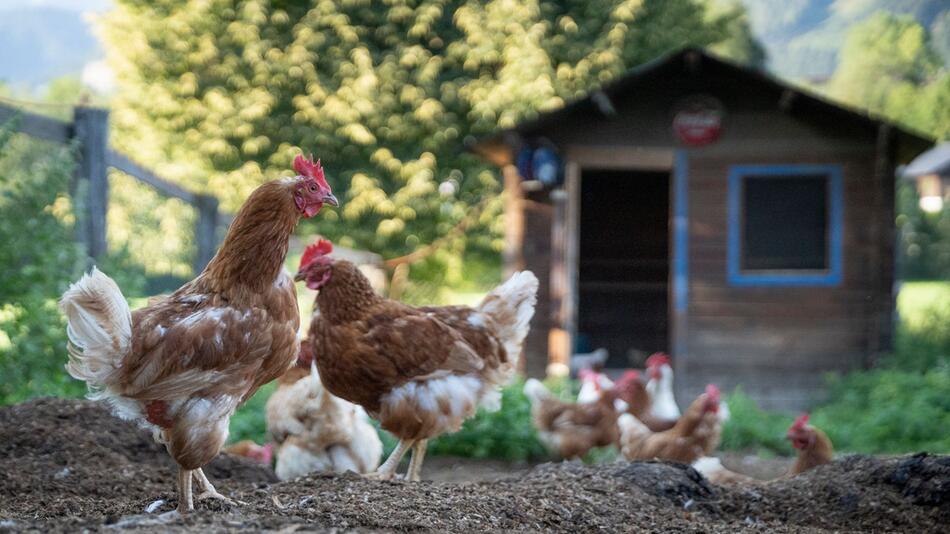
left=727, top=164, right=843, bottom=287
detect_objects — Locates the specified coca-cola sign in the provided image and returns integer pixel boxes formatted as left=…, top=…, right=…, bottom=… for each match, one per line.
left=672, top=96, right=724, bottom=147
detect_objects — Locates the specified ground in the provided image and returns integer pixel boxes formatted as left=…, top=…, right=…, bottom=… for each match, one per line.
left=1, top=399, right=947, bottom=533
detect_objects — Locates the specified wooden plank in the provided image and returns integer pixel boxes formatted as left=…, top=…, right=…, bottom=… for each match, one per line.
left=73, top=107, right=109, bottom=259
left=106, top=149, right=197, bottom=204
left=502, top=164, right=525, bottom=277
left=565, top=145, right=673, bottom=170
left=0, top=102, right=71, bottom=143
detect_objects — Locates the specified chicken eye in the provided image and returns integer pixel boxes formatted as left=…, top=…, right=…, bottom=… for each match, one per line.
left=308, top=184, right=316, bottom=192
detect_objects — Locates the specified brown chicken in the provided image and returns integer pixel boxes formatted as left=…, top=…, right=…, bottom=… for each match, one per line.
left=617, top=384, right=723, bottom=463
left=618, top=370, right=677, bottom=432
left=59, top=155, right=337, bottom=513
left=296, top=239, right=538, bottom=481
left=786, top=414, right=834, bottom=475
left=692, top=413, right=834, bottom=485
left=524, top=373, right=640, bottom=459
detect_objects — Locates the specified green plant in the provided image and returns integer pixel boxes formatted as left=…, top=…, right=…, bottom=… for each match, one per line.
left=0, top=122, right=146, bottom=405
left=228, top=382, right=276, bottom=445
left=719, top=387, right=794, bottom=456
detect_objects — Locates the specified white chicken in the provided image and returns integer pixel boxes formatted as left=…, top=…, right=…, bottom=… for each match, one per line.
left=576, top=368, right=615, bottom=404
left=645, top=353, right=681, bottom=421
left=266, top=355, right=382, bottom=480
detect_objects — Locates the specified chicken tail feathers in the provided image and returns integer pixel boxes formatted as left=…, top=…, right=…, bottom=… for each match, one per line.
left=479, top=271, right=538, bottom=371
left=59, top=267, right=132, bottom=395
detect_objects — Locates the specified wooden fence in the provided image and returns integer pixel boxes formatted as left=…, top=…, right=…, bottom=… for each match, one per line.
left=0, top=103, right=224, bottom=273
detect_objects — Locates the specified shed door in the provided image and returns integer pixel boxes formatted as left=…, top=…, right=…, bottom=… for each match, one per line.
left=577, top=169, right=670, bottom=368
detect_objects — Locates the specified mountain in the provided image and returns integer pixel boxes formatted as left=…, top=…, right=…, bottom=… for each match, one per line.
left=736, top=0, right=949, bottom=81
left=0, top=6, right=102, bottom=89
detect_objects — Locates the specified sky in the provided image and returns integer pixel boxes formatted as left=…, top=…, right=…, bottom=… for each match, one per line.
left=1, top=0, right=113, bottom=12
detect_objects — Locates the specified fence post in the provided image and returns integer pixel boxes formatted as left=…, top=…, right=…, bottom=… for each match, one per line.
left=194, top=194, right=220, bottom=273
left=73, top=106, right=110, bottom=260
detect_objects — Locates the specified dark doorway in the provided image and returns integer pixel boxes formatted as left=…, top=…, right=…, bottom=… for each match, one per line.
left=577, top=169, right=670, bottom=368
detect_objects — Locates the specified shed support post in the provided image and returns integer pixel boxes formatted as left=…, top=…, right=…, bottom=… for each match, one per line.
left=194, top=194, right=220, bottom=274
left=502, top=165, right=524, bottom=277
left=73, top=107, right=110, bottom=260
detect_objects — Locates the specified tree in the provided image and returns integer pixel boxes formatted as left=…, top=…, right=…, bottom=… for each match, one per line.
left=100, top=0, right=761, bottom=286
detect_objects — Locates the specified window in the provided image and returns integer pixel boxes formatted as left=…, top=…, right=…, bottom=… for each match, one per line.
left=727, top=165, right=843, bottom=286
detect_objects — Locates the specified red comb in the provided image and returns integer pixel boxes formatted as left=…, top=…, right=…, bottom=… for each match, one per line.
left=299, top=239, right=333, bottom=270
left=791, top=413, right=810, bottom=430
left=705, top=384, right=720, bottom=402
left=646, top=352, right=671, bottom=368
left=578, top=368, right=598, bottom=381
left=294, top=154, right=329, bottom=188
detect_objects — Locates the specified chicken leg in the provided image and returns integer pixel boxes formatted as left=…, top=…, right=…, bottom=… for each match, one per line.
left=177, top=468, right=194, bottom=513
left=193, top=468, right=241, bottom=505
left=407, top=439, right=428, bottom=482
left=366, top=438, right=411, bottom=480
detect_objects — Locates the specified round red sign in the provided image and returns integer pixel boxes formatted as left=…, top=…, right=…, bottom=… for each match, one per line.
left=672, top=96, right=723, bottom=146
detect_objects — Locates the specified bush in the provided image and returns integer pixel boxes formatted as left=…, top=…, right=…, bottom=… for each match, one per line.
left=719, top=387, right=794, bottom=456
left=0, top=122, right=145, bottom=404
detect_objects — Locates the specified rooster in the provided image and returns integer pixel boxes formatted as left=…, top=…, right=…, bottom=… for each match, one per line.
left=617, top=384, right=723, bottom=464
left=59, top=155, right=337, bottom=513
left=524, top=372, right=640, bottom=459
left=266, top=341, right=382, bottom=479
left=296, top=239, right=537, bottom=481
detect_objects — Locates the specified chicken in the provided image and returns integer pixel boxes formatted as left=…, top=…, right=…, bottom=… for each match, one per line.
left=576, top=368, right=614, bottom=404
left=58, top=155, right=338, bottom=513
left=617, top=384, right=723, bottom=463
left=223, top=440, right=274, bottom=466
left=645, top=353, right=681, bottom=423
left=786, top=414, right=833, bottom=475
left=266, top=341, right=382, bottom=480
left=296, top=239, right=538, bottom=481
left=692, top=413, right=834, bottom=485
left=524, top=376, right=636, bottom=459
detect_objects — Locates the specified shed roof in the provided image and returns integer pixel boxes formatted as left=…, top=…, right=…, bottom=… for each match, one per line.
left=470, top=47, right=933, bottom=166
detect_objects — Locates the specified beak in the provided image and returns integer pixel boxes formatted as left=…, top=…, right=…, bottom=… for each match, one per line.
left=293, top=271, right=305, bottom=282
left=322, top=192, right=339, bottom=207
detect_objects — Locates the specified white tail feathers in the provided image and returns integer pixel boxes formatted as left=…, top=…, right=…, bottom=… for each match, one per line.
left=59, top=267, right=132, bottom=393
left=523, top=378, right=551, bottom=405
left=479, top=271, right=538, bottom=370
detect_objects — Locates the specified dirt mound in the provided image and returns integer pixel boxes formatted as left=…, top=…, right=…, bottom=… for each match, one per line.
left=0, top=398, right=946, bottom=533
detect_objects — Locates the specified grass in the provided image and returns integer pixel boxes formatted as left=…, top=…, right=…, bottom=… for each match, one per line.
left=897, top=281, right=950, bottom=328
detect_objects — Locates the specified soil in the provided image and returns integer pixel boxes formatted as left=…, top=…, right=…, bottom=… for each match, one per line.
left=1, top=398, right=947, bottom=533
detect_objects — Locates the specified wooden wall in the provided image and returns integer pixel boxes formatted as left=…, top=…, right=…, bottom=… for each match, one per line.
left=503, top=61, right=902, bottom=408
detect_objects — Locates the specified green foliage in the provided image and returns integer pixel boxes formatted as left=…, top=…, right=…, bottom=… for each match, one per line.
left=719, top=387, right=794, bottom=456
left=228, top=382, right=276, bottom=444
left=0, top=120, right=146, bottom=405
left=100, top=0, right=762, bottom=280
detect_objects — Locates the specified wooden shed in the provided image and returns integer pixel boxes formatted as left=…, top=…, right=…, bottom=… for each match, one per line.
left=472, top=48, right=932, bottom=410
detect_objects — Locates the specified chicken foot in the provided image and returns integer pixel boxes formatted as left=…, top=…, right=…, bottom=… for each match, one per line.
left=366, top=438, right=412, bottom=480
left=407, top=439, right=428, bottom=482
left=193, top=468, right=242, bottom=506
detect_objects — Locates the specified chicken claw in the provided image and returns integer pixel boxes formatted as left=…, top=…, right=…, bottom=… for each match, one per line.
left=192, top=468, right=245, bottom=506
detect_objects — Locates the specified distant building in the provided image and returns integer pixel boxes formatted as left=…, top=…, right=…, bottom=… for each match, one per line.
left=472, top=48, right=932, bottom=410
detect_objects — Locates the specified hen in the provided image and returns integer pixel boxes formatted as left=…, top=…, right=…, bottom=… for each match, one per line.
left=524, top=372, right=639, bottom=459
left=617, top=384, right=723, bottom=463
left=645, top=353, right=681, bottom=423
left=576, top=368, right=614, bottom=404
left=692, top=413, right=834, bottom=485
left=59, top=155, right=337, bottom=513
left=296, top=239, right=538, bottom=481
left=786, top=413, right=833, bottom=475
left=266, top=341, right=382, bottom=479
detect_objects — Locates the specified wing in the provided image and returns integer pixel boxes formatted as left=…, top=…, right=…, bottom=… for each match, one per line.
left=120, top=276, right=298, bottom=402
left=362, top=311, right=486, bottom=384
